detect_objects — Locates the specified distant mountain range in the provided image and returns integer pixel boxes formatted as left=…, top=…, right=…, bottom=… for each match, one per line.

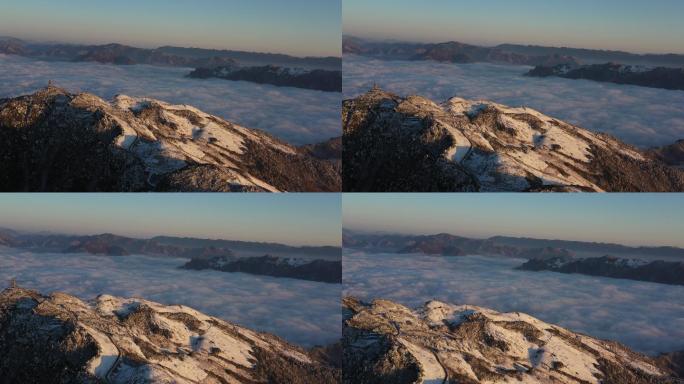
left=344, top=231, right=684, bottom=285
left=343, top=297, right=682, bottom=383
left=0, top=37, right=341, bottom=70
left=0, top=287, right=340, bottom=383
left=527, top=63, right=684, bottom=91
left=188, top=65, right=342, bottom=92
left=0, top=86, right=341, bottom=192
left=343, top=87, right=684, bottom=192
left=343, top=36, right=578, bottom=67
left=344, top=36, right=684, bottom=68
left=0, top=229, right=341, bottom=283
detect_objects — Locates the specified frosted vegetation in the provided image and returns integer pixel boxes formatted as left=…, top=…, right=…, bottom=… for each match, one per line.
left=0, top=248, right=341, bottom=347
left=0, top=54, right=340, bottom=145
left=343, top=251, right=684, bottom=355
left=344, top=55, right=684, bottom=148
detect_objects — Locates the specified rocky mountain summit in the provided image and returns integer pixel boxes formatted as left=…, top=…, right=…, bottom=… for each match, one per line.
left=188, top=65, right=342, bottom=92
left=183, top=254, right=342, bottom=283
left=519, top=255, right=684, bottom=286
left=0, top=287, right=339, bottom=384
left=343, top=87, right=684, bottom=192
left=527, top=63, right=684, bottom=91
left=0, top=86, right=340, bottom=192
left=342, top=297, right=681, bottom=384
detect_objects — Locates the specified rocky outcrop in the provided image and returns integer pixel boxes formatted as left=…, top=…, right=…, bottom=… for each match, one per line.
left=343, top=87, right=684, bottom=192
left=188, top=65, right=342, bottom=92
left=0, top=86, right=340, bottom=192
left=518, top=255, right=684, bottom=286
left=183, top=254, right=342, bottom=284
left=650, top=140, right=684, bottom=168
left=527, top=63, right=684, bottom=91
left=343, top=297, right=678, bottom=384
left=0, top=288, right=340, bottom=384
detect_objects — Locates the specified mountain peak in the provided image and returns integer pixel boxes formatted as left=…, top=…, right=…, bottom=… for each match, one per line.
left=343, top=297, right=675, bottom=384
left=0, top=88, right=341, bottom=192
left=343, top=91, right=684, bottom=192
left=0, top=288, right=339, bottom=383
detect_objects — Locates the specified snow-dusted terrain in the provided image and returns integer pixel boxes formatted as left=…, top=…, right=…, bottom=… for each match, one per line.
left=343, top=55, right=684, bottom=148
left=0, top=54, right=339, bottom=145
left=0, top=248, right=340, bottom=347
left=0, top=287, right=339, bottom=383
left=343, top=297, right=675, bottom=384
left=342, top=251, right=684, bottom=355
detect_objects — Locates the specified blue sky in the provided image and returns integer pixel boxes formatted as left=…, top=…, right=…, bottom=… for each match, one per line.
left=343, top=194, right=684, bottom=247
left=0, top=0, right=341, bottom=56
left=344, top=0, right=684, bottom=54
left=0, top=194, right=341, bottom=246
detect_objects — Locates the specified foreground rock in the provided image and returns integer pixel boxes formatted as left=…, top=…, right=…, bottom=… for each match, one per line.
left=0, top=86, right=340, bottom=192
left=343, top=87, right=684, bottom=192
left=343, top=297, right=679, bottom=384
left=0, top=288, right=339, bottom=384
left=527, top=63, right=684, bottom=91
left=188, top=65, right=342, bottom=92
left=183, top=254, right=342, bottom=283
left=518, top=255, right=684, bottom=286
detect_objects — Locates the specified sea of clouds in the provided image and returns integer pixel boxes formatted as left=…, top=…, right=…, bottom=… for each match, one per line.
left=0, top=248, right=341, bottom=347
left=344, top=55, right=684, bottom=148
left=0, top=54, right=340, bottom=145
left=343, top=251, right=684, bottom=355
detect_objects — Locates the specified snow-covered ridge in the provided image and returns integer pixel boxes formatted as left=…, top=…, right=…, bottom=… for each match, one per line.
left=0, top=288, right=338, bottom=383
left=343, top=297, right=675, bottom=384
left=343, top=87, right=684, bottom=192
left=0, top=86, right=341, bottom=192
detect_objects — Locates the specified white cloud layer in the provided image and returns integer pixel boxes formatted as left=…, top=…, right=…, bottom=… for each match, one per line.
left=0, top=54, right=340, bottom=145
left=344, top=55, right=684, bottom=148
left=0, top=248, right=341, bottom=347
left=343, top=251, right=684, bottom=355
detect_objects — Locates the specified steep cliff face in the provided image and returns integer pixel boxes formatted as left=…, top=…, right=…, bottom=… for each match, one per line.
left=343, top=297, right=677, bottom=384
left=0, top=86, right=340, bottom=192
left=0, top=288, right=340, bottom=384
left=343, top=88, right=684, bottom=192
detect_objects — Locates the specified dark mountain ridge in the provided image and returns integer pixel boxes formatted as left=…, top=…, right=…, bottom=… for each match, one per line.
left=188, top=65, right=342, bottom=92
left=527, top=62, right=684, bottom=91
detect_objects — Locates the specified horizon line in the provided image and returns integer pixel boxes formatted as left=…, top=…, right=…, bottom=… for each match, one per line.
left=343, top=227, right=684, bottom=249
left=1, top=34, right=342, bottom=60
left=343, top=33, right=684, bottom=57
left=3, top=226, right=341, bottom=248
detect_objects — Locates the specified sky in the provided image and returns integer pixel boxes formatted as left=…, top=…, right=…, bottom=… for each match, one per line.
left=343, top=194, right=684, bottom=247
left=343, top=0, right=684, bottom=54
left=0, top=0, right=341, bottom=57
left=0, top=194, right=341, bottom=246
